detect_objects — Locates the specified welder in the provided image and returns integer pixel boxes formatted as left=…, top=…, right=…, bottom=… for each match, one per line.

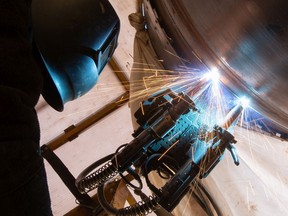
left=0, top=1, right=52, bottom=215
left=0, top=0, right=120, bottom=215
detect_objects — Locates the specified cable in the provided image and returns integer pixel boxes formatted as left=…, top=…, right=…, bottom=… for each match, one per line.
left=197, top=182, right=223, bottom=216
left=97, top=183, right=118, bottom=215
left=76, top=143, right=130, bottom=193
left=189, top=181, right=223, bottom=216
left=115, top=144, right=144, bottom=190
left=190, top=189, right=213, bottom=216
left=192, top=183, right=214, bottom=216
left=75, top=153, right=117, bottom=193
left=119, top=166, right=143, bottom=190
left=142, top=154, right=179, bottom=196
left=97, top=182, right=159, bottom=216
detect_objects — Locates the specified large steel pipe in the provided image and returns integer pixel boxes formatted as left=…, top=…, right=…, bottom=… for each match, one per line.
left=143, top=0, right=288, bottom=132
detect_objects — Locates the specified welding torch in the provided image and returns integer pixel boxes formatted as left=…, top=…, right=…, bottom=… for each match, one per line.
left=157, top=103, right=243, bottom=211
left=76, top=91, right=198, bottom=193
left=112, top=92, right=197, bottom=173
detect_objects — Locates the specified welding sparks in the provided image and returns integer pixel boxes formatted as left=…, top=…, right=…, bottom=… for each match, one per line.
left=158, top=140, right=180, bottom=161
left=128, top=63, right=288, bottom=216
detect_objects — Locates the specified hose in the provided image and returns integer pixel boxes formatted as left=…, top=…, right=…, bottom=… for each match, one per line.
left=197, top=182, right=223, bottom=216
left=97, top=182, right=159, bottom=216
left=188, top=180, right=223, bottom=216
left=76, top=153, right=118, bottom=193
left=76, top=144, right=130, bottom=193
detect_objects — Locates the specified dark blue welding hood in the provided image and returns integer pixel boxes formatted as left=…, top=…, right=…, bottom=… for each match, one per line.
left=32, top=0, right=120, bottom=111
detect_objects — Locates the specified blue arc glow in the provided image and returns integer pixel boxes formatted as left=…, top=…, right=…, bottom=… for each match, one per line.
left=203, top=67, right=220, bottom=84
left=237, top=96, right=250, bottom=109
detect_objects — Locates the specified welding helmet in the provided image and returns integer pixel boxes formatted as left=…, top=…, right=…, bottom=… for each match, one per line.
left=32, top=0, right=120, bottom=111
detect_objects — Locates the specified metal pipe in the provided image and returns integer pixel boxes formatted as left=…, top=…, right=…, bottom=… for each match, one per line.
left=144, top=0, right=288, bottom=132
left=44, top=91, right=129, bottom=151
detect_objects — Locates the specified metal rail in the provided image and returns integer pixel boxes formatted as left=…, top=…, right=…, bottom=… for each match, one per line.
left=43, top=58, right=130, bottom=151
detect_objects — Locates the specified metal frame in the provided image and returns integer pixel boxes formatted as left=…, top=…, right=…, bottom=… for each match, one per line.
left=43, top=58, right=130, bottom=151
left=41, top=58, right=131, bottom=215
